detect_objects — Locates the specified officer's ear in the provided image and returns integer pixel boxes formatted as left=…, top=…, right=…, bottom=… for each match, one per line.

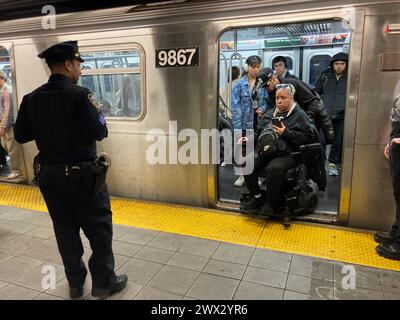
left=64, top=59, right=74, bottom=72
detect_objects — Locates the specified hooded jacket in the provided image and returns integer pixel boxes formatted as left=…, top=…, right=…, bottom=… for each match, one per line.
left=314, top=52, right=348, bottom=120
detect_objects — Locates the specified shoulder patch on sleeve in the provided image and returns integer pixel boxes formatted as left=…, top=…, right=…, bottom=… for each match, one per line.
left=87, top=93, right=102, bottom=112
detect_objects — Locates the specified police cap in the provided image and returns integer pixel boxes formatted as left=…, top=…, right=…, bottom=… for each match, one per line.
left=38, top=40, right=84, bottom=64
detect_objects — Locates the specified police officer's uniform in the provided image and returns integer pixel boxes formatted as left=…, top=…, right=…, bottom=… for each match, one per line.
left=14, top=41, right=127, bottom=297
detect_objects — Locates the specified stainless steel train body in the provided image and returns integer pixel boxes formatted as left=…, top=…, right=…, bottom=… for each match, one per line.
left=1, top=0, right=399, bottom=231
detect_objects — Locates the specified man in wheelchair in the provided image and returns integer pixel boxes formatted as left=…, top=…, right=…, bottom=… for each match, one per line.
left=241, top=84, right=321, bottom=217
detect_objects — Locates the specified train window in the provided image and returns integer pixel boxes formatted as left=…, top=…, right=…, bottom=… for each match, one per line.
left=309, top=55, right=331, bottom=84
left=79, top=49, right=143, bottom=119
left=217, top=20, right=352, bottom=221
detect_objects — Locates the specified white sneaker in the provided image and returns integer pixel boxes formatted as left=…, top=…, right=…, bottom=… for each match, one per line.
left=7, top=172, right=22, bottom=180
left=328, top=163, right=339, bottom=176
left=234, top=175, right=245, bottom=187
left=220, top=161, right=226, bottom=167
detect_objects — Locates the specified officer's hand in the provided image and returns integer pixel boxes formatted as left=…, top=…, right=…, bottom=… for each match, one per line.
left=384, top=143, right=390, bottom=159
left=274, top=123, right=286, bottom=136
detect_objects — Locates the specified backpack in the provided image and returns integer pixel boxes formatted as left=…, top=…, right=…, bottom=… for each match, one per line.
left=257, top=115, right=290, bottom=157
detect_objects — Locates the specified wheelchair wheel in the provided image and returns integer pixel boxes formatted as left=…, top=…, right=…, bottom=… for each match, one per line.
left=303, top=192, right=318, bottom=215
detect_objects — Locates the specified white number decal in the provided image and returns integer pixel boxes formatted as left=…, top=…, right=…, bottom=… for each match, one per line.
left=157, top=48, right=198, bottom=67
left=177, top=49, right=187, bottom=65
left=158, top=50, right=168, bottom=66
left=167, top=50, right=177, bottom=66
left=186, top=48, right=196, bottom=65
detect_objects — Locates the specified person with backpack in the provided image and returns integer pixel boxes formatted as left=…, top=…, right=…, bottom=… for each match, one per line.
left=257, top=67, right=333, bottom=190
left=242, top=84, right=316, bottom=212
left=314, top=52, right=348, bottom=176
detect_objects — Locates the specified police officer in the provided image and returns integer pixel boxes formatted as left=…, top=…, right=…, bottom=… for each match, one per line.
left=375, top=91, right=400, bottom=260
left=14, top=41, right=128, bottom=299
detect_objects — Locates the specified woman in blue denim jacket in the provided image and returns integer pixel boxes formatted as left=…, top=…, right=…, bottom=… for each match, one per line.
left=231, top=55, right=267, bottom=186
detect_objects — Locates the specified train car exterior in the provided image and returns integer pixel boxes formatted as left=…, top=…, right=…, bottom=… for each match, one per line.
left=0, top=0, right=399, bottom=231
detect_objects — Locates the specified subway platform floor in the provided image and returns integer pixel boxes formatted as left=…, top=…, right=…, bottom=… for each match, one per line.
left=0, top=205, right=400, bottom=300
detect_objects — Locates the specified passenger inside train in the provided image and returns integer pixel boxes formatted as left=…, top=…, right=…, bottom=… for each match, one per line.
left=230, top=55, right=267, bottom=187
left=218, top=21, right=351, bottom=222
left=240, top=84, right=317, bottom=214
left=314, top=52, right=348, bottom=177
left=0, top=68, right=22, bottom=180
left=271, top=56, right=298, bottom=80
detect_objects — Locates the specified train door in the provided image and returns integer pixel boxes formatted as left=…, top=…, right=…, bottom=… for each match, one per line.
left=0, top=44, right=22, bottom=182
left=217, top=20, right=353, bottom=223
left=302, top=46, right=345, bottom=85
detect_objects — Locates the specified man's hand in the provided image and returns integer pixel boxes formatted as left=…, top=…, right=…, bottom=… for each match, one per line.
left=237, top=137, right=249, bottom=144
left=392, top=137, right=400, bottom=145
left=274, top=123, right=286, bottom=136
left=384, top=143, right=390, bottom=159
left=255, top=108, right=264, bottom=118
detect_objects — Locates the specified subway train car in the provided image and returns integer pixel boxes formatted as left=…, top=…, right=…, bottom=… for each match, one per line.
left=0, top=0, right=399, bottom=231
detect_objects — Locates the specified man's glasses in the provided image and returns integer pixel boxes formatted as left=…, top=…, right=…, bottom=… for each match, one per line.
left=276, top=83, right=296, bottom=94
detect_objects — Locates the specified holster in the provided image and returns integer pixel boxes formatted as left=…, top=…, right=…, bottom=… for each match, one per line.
left=80, top=160, right=109, bottom=195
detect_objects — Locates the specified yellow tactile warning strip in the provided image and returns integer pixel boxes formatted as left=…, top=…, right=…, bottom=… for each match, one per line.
left=0, top=182, right=399, bottom=271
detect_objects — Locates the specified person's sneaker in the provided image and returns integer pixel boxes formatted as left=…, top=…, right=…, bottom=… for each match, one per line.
left=242, top=196, right=264, bottom=210
left=328, top=163, right=339, bottom=176
left=91, top=274, right=128, bottom=299
left=234, top=175, right=245, bottom=187
left=220, top=161, right=226, bottom=167
left=7, top=172, right=22, bottom=180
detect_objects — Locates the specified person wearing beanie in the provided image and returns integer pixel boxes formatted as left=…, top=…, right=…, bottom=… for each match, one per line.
left=314, top=52, right=349, bottom=176
left=0, top=69, right=22, bottom=179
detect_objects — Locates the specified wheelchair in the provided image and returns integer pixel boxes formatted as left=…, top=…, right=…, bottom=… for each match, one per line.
left=240, top=142, right=324, bottom=228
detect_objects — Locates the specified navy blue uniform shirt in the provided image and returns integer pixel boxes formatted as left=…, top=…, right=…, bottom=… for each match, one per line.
left=14, top=74, right=107, bottom=164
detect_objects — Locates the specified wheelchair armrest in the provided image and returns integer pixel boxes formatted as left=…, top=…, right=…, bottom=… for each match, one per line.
left=299, top=143, right=322, bottom=152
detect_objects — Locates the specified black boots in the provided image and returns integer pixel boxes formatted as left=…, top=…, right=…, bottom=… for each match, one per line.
left=374, top=231, right=395, bottom=244
left=69, top=286, right=84, bottom=299
left=91, top=274, right=128, bottom=299
left=374, top=231, right=400, bottom=260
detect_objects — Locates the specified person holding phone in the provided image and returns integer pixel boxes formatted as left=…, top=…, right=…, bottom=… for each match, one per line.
left=242, top=84, right=316, bottom=212
left=231, top=55, right=267, bottom=187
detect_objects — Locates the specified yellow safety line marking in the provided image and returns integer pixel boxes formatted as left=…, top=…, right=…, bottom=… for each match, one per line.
left=0, top=182, right=399, bottom=271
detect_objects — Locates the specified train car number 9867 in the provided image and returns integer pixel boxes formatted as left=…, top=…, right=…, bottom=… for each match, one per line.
left=156, top=47, right=199, bottom=67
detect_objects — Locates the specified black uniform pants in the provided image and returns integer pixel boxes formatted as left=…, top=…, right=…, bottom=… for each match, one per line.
left=328, top=118, right=344, bottom=164
left=39, top=164, right=116, bottom=288
left=390, top=143, right=400, bottom=241
left=244, top=152, right=297, bottom=210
